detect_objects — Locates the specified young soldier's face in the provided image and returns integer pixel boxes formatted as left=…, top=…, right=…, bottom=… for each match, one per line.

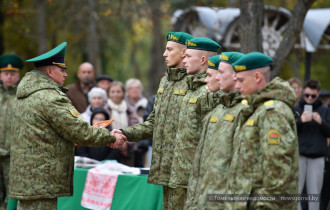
left=183, top=49, right=203, bottom=75
left=205, top=68, right=219, bottom=92
left=217, top=62, right=236, bottom=92
left=234, top=71, right=258, bottom=97
left=163, top=41, right=184, bottom=68
left=0, top=71, right=20, bottom=89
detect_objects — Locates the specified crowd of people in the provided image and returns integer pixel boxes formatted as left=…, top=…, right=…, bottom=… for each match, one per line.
left=0, top=31, right=329, bottom=210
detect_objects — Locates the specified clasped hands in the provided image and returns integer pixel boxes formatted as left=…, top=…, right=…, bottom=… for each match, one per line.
left=301, top=111, right=322, bottom=124
left=109, top=129, right=128, bottom=149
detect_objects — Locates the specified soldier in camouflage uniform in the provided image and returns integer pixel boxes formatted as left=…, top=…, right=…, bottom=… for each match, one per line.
left=112, top=32, right=194, bottom=209
left=185, top=52, right=252, bottom=210
left=9, top=42, right=125, bottom=210
left=163, top=37, right=220, bottom=209
left=226, top=52, right=298, bottom=209
left=0, top=54, right=23, bottom=209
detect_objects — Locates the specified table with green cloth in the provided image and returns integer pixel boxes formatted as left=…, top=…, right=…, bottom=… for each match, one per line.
left=7, top=168, right=163, bottom=210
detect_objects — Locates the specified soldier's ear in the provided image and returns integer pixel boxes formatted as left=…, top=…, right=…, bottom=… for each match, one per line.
left=181, top=48, right=187, bottom=58
left=254, top=71, right=264, bottom=84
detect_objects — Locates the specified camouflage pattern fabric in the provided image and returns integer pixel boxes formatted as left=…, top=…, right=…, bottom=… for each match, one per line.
left=168, top=71, right=208, bottom=189
left=17, top=198, right=57, bottom=210
left=226, top=77, right=299, bottom=209
left=9, top=70, right=116, bottom=200
left=185, top=90, right=253, bottom=210
left=122, top=67, right=188, bottom=185
left=0, top=81, right=17, bottom=207
left=163, top=186, right=187, bottom=210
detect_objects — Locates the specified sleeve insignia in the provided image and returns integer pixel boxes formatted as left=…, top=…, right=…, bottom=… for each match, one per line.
left=224, top=114, right=235, bottom=122
left=210, top=116, right=218, bottom=123
left=68, top=106, right=79, bottom=117
left=267, top=129, right=280, bottom=145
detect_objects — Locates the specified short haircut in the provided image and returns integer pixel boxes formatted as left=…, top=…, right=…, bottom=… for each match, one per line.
left=287, top=77, right=302, bottom=86
left=304, top=79, right=321, bottom=91
left=109, top=81, right=126, bottom=95
left=249, top=66, right=271, bottom=83
left=125, top=78, right=143, bottom=91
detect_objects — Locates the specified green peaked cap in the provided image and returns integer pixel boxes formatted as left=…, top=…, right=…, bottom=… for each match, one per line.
left=186, top=37, right=221, bottom=52
left=219, top=52, right=244, bottom=64
left=232, top=52, right=273, bottom=72
left=0, top=54, right=24, bottom=71
left=208, top=54, right=221, bottom=70
left=26, top=42, right=67, bottom=69
left=167, top=32, right=194, bottom=45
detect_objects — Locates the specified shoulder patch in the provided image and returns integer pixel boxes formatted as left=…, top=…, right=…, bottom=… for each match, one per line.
left=189, top=98, right=198, bottom=103
left=224, top=114, right=235, bottom=122
left=157, top=88, right=164, bottom=94
left=210, top=116, right=218, bottom=123
left=241, top=99, right=248, bottom=105
left=264, top=100, right=275, bottom=110
left=267, top=129, right=280, bottom=145
left=68, top=106, right=79, bottom=117
left=246, top=119, right=254, bottom=126
left=173, top=89, right=186, bottom=96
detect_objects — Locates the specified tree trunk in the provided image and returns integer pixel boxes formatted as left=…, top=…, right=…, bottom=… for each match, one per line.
left=271, top=0, right=316, bottom=78
left=87, top=0, right=101, bottom=76
left=239, top=0, right=263, bottom=53
left=36, top=0, right=47, bottom=54
left=146, top=0, right=164, bottom=96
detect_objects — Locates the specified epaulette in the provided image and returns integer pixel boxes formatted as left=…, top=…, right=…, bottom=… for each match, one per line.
left=264, top=100, right=275, bottom=110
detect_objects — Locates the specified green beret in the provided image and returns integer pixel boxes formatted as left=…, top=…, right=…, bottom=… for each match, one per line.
left=208, top=54, right=220, bottom=70
left=167, top=32, right=194, bottom=45
left=0, top=54, right=24, bottom=72
left=26, top=42, right=67, bottom=69
left=219, top=52, right=244, bottom=64
left=232, top=52, right=273, bottom=72
left=186, top=37, right=221, bottom=52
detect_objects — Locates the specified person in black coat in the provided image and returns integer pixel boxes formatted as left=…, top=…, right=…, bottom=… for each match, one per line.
left=294, top=79, right=330, bottom=210
left=75, top=107, right=120, bottom=161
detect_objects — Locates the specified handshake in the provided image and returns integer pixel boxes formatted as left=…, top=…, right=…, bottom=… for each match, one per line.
left=109, top=129, right=127, bottom=149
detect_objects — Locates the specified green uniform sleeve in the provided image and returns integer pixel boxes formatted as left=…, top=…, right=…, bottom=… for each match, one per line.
left=121, top=108, right=154, bottom=142
left=43, top=90, right=116, bottom=146
left=252, top=109, right=298, bottom=209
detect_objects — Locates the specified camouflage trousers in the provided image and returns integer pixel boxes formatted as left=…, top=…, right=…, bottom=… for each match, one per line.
left=163, top=186, right=187, bottom=210
left=0, top=156, right=10, bottom=209
left=17, top=198, right=57, bottom=210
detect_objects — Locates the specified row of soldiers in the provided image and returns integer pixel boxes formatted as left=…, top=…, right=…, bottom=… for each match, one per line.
left=112, top=32, right=298, bottom=209
left=0, top=31, right=298, bottom=209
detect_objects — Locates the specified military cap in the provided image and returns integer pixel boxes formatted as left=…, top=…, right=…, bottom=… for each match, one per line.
left=96, top=74, right=113, bottom=83
left=208, top=55, right=220, bottom=70
left=26, top=42, right=67, bottom=69
left=219, top=52, right=244, bottom=64
left=232, top=52, right=273, bottom=72
left=0, top=54, right=24, bottom=72
left=186, top=37, right=221, bottom=52
left=167, top=32, right=194, bottom=45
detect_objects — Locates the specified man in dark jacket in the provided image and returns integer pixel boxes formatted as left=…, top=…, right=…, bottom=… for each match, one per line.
left=294, top=79, right=330, bottom=210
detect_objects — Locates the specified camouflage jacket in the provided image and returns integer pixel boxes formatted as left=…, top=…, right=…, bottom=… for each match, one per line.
left=226, top=77, right=299, bottom=210
left=9, top=70, right=116, bottom=200
left=122, top=67, right=188, bottom=185
left=185, top=90, right=253, bottom=210
left=0, top=82, right=17, bottom=156
left=168, top=71, right=208, bottom=188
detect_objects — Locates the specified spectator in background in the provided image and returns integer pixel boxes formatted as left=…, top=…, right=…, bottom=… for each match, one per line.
left=294, top=79, right=330, bottom=210
left=66, top=62, right=95, bottom=113
left=96, top=74, right=113, bottom=92
left=125, top=78, right=148, bottom=122
left=76, top=107, right=120, bottom=161
left=82, top=87, right=107, bottom=123
left=0, top=54, right=23, bottom=209
left=288, top=77, right=303, bottom=105
left=105, top=81, right=139, bottom=166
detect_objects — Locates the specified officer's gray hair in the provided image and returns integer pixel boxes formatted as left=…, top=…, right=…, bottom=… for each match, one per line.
left=125, top=78, right=143, bottom=92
